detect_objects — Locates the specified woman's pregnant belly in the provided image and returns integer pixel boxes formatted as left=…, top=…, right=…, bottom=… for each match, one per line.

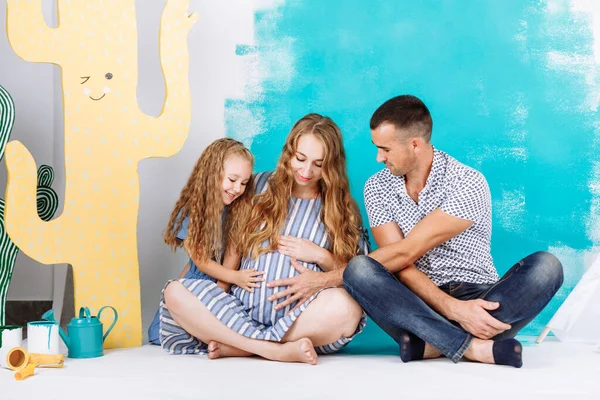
left=231, top=251, right=323, bottom=326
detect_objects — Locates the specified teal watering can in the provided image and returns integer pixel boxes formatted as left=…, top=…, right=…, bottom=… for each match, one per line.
left=42, top=306, right=118, bottom=359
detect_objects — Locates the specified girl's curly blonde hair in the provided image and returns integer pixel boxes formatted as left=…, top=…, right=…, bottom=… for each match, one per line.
left=240, top=114, right=361, bottom=264
left=164, top=138, right=254, bottom=264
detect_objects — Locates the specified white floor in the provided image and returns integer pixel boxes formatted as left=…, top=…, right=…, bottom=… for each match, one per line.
left=1, top=339, right=599, bottom=400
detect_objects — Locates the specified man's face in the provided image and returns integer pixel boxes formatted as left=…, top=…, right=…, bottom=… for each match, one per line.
left=371, top=123, right=416, bottom=176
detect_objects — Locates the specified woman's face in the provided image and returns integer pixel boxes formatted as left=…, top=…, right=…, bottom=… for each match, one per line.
left=289, top=134, right=325, bottom=190
left=221, top=154, right=252, bottom=206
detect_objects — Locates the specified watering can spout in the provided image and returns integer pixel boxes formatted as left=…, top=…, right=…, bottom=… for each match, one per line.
left=41, top=309, right=70, bottom=348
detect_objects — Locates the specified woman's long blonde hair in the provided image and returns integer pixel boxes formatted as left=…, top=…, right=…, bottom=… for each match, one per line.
left=241, top=114, right=361, bottom=264
left=164, top=138, right=254, bottom=264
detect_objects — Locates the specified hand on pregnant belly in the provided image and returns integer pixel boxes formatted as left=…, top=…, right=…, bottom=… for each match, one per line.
left=278, top=235, right=325, bottom=265
left=266, top=258, right=325, bottom=311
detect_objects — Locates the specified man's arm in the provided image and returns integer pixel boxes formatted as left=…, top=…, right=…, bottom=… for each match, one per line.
left=397, top=266, right=459, bottom=318
left=370, top=221, right=461, bottom=317
left=371, top=216, right=510, bottom=339
left=368, top=208, right=472, bottom=273
left=369, top=222, right=456, bottom=318
left=265, top=209, right=471, bottom=312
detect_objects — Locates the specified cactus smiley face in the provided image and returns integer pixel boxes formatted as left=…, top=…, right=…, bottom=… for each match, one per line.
left=81, top=73, right=114, bottom=101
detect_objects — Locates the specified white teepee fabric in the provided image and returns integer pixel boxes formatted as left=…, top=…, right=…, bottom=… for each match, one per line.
left=538, top=254, right=600, bottom=343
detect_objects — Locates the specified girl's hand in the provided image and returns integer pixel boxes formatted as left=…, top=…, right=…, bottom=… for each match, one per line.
left=233, top=269, right=265, bottom=292
left=278, top=236, right=325, bottom=264
left=216, top=280, right=232, bottom=294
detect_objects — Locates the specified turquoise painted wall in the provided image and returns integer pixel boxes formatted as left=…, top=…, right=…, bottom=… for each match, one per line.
left=227, top=0, right=599, bottom=352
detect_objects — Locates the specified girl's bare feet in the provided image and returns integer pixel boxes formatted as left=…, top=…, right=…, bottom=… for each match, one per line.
left=208, top=341, right=252, bottom=359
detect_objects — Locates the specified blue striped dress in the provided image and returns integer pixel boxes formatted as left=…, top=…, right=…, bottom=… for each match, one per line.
left=159, top=172, right=370, bottom=355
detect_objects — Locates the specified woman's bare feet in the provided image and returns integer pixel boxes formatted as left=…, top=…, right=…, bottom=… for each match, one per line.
left=275, top=338, right=318, bottom=365
left=208, top=341, right=253, bottom=359
left=207, top=338, right=318, bottom=365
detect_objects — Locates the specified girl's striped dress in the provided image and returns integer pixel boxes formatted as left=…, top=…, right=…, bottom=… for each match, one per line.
left=159, top=172, right=370, bottom=355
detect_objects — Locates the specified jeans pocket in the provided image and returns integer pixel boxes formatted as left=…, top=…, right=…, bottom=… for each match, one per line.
left=449, top=282, right=464, bottom=294
left=454, top=282, right=491, bottom=300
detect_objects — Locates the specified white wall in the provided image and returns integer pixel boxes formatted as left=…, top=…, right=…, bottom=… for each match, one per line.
left=0, top=0, right=261, bottom=339
left=0, top=0, right=57, bottom=301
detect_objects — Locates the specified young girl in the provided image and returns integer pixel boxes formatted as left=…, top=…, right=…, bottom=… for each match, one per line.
left=148, top=138, right=263, bottom=344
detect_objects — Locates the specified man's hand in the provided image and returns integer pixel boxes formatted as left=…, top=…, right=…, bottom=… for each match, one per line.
left=278, top=236, right=325, bottom=265
left=449, top=299, right=511, bottom=339
left=266, top=259, right=325, bottom=311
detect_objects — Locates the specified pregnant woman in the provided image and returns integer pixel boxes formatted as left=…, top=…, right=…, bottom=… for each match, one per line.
left=160, top=114, right=369, bottom=364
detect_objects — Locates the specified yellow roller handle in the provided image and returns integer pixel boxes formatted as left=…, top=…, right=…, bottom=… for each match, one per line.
left=14, top=363, right=36, bottom=381
left=29, top=353, right=64, bottom=368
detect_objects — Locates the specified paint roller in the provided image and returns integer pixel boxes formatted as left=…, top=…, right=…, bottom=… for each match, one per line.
left=5, top=346, right=64, bottom=380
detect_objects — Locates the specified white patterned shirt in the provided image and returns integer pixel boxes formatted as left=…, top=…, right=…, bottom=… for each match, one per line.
left=364, top=148, right=499, bottom=286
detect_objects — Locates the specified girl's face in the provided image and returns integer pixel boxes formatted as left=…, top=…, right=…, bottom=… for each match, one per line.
left=221, top=154, right=252, bottom=206
left=289, top=134, right=324, bottom=190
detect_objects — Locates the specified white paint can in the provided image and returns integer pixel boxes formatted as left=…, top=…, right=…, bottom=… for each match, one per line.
left=27, top=321, right=60, bottom=355
left=0, top=325, right=23, bottom=369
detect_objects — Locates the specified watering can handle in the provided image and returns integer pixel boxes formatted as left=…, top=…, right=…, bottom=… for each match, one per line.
left=97, top=306, right=119, bottom=343
left=78, top=307, right=91, bottom=320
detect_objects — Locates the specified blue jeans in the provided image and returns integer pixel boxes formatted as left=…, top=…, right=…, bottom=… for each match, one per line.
left=148, top=264, right=216, bottom=345
left=343, top=251, right=563, bottom=362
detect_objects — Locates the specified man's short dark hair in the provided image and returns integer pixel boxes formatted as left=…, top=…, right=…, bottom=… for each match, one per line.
left=370, top=95, right=433, bottom=142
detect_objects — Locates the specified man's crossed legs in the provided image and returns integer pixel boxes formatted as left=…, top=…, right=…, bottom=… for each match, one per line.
left=343, top=251, right=563, bottom=367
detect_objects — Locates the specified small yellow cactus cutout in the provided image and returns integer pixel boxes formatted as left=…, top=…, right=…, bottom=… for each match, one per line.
left=5, top=0, right=198, bottom=348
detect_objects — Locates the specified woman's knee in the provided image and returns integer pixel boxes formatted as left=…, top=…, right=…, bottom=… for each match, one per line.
left=319, top=289, right=363, bottom=337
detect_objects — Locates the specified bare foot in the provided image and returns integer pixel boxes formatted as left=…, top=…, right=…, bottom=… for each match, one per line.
left=274, top=338, right=318, bottom=365
left=463, top=337, right=523, bottom=367
left=208, top=341, right=253, bottom=359
left=463, top=338, right=494, bottom=364
left=423, top=343, right=443, bottom=359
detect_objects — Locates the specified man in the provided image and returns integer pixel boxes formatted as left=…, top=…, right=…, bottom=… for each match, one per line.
left=342, top=95, right=563, bottom=368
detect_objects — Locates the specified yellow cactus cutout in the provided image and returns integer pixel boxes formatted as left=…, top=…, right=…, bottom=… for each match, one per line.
left=5, top=0, right=198, bottom=348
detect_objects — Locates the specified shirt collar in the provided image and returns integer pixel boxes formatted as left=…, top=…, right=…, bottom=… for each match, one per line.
left=422, top=147, right=445, bottom=194
left=393, top=146, right=445, bottom=197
